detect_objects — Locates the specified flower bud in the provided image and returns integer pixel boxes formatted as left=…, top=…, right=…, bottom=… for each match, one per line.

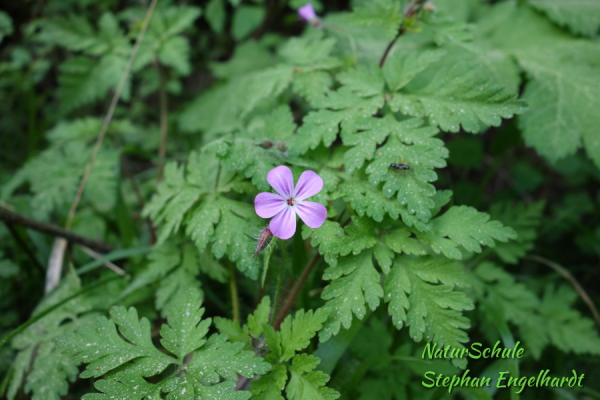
left=253, top=227, right=274, bottom=258
left=298, top=4, right=320, bottom=26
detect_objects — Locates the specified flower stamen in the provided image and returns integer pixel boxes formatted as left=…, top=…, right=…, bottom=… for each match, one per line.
left=287, top=198, right=296, bottom=206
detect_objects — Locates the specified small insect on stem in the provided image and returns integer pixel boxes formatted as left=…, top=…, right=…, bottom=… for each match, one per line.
left=253, top=227, right=274, bottom=258
left=389, top=160, right=411, bottom=175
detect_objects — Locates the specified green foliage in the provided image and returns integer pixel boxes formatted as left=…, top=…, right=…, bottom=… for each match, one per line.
left=56, top=290, right=269, bottom=399
left=0, top=11, right=12, bottom=44
left=142, top=150, right=262, bottom=278
left=348, top=0, right=403, bottom=39
left=388, top=53, right=527, bottom=133
left=3, top=141, right=118, bottom=220
left=319, top=250, right=383, bottom=341
left=385, top=257, right=473, bottom=368
left=483, top=2, right=600, bottom=167
left=7, top=273, right=120, bottom=400
left=489, top=201, right=545, bottom=264
left=528, top=0, right=600, bottom=37
left=2, top=0, right=600, bottom=399
left=214, top=297, right=340, bottom=399
left=473, top=263, right=600, bottom=359
left=417, top=205, right=517, bottom=260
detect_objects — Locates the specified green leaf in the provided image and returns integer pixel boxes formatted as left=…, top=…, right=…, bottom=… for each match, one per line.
left=286, top=354, right=341, bottom=400
left=56, top=306, right=174, bottom=378
left=389, top=59, right=527, bottom=133
left=279, top=36, right=341, bottom=70
left=347, top=0, right=402, bottom=40
left=320, top=250, right=383, bottom=341
left=156, top=6, right=202, bottom=38
left=473, top=262, right=540, bottom=330
left=179, top=66, right=293, bottom=135
left=160, top=291, right=211, bottom=361
left=206, top=0, right=226, bottom=33
left=81, top=371, right=161, bottom=400
left=219, top=107, right=295, bottom=191
left=4, top=141, right=118, bottom=220
left=534, top=285, right=600, bottom=357
left=144, top=150, right=262, bottom=279
left=246, top=296, right=271, bottom=338
left=251, top=364, right=287, bottom=400
left=58, top=54, right=130, bottom=112
left=363, top=117, right=447, bottom=227
left=519, top=64, right=600, bottom=166
left=39, top=15, right=100, bottom=52
left=485, top=3, right=600, bottom=167
left=232, top=6, right=265, bottom=40
left=417, top=205, right=517, bottom=259
left=382, top=48, right=447, bottom=92
left=0, top=11, right=13, bottom=44
left=203, top=198, right=262, bottom=278
left=20, top=342, right=78, bottom=400
left=385, top=227, right=427, bottom=256
left=56, top=290, right=269, bottom=398
left=529, top=0, right=600, bottom=37
left=7, top=273, right=120, bottom=400
left=158, top=36, right=192, bottom=75
left=292, top=70, right=334, bottom=102
left=302, top=218, right=377, bottom=267
left=289, top=65, right=385, bottom=156
left=336, top=179, right=402, bottom=223
left=280, top=308, right=330, bottom=361
left=142, top=163, right=202, bottom=244
left=474, top=263, right=600, bottom=359
left=385, top=256, right=473, bottom=368
left=211, top=41, right=277, bottom=79
left=489, top=201, right=545, bottom=264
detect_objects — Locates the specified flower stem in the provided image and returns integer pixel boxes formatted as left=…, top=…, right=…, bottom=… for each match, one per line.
left=65, top=0, right=158, bottom=231
left=378, top=0, right=425, bottom=68
left=271, top=240, right=286, bottom=323
left=156, top=60, right=169, bottom=182
left=229, top=261, right=240, bottom=322
left=378, top=29, right=403, bottom=68
left=273, top=252, right=321, bottom=329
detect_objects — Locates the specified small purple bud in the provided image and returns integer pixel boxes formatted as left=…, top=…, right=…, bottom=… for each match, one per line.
left=253, top=227, right=274, bottom=258
left=298, top=4, right=319, bottom=25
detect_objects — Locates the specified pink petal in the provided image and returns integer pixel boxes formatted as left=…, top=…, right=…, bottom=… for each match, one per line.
left=267, top=166, right=294, bottom=198
left=296, top=201, right=327, bottom=229
left=255, top=192, right=286, bottom=218
left=269, top=207, right=297, bottom=240
left=298, top=4, right=317, bottom=21
left=293, top=170, right=323, bottom=200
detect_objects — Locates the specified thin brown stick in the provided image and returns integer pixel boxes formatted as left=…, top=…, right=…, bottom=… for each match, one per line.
left=378, top=0, right=424, bottom=68
left=229, top=262, right=240, bottom=322
left=0, top=208, right=112, bottom=253
left=64, top=0, right=159, bottom=230
left=4, top=222, right=45, bottom=274
left=156, top=61, right=169, bottom=182
left=273, top=253, right=322, bottom=329
left=528, top=255, right=600, bottom=327
left=78, top=245, right=126, bottom=276
left=378, top=29, right=404, bottom=68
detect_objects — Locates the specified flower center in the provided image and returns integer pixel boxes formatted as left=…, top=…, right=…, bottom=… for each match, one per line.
left=287, top=198, right=296, bottom=206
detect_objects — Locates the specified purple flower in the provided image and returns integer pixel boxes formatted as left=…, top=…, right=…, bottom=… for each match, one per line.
left=298, top=3, right=319, bottom=24
left=255, top=166, right=327, bottom=240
